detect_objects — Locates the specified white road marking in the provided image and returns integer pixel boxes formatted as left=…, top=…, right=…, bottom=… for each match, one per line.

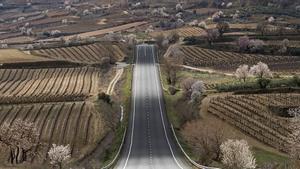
left=122, top=45, right=139, bottom=169
left=150, top=45, right=184, bottom=169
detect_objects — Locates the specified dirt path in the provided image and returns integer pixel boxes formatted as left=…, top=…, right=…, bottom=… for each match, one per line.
left=106, top=68, right=124, bottom=95
left=180, top=65, right=235, bottom=76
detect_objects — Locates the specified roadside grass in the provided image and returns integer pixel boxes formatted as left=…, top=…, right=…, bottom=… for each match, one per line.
left=253, top=147, right=289, bottom=167
left=161, top=67, right=291, bottom=168
left=178, top=70, right=236, bottom=85
left=100, top=66, right=132, bottom=167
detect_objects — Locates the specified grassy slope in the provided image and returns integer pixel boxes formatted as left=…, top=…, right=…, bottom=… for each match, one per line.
left=100, top=66, right=132, bottom=167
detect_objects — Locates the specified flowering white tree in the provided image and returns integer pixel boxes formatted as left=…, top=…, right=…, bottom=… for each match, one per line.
left=221, top=139, right=256, bottom=169
left=0, top=119, right=39, bottom=164
left=198, top=21, right=207, bottom=29
left=235, top=64, right=250, bottom=82
left=250, top=62, right=272, bottom=79
left=190, top=80, right=205, bottom=103
left=176, top=3, right=183, bottom=12
left=48, top=144, right=71, bottom=169
left=249, top=39, right=265, bottom=53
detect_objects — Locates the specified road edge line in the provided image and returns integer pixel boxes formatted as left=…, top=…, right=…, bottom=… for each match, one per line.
left=170, top=125, right=221, bottom=169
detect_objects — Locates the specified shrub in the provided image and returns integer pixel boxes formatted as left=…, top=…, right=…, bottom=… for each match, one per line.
left=168, top=86, right=178, bottom=95
left=257, top=78, right=271, bottom=89
left=98, top=92, right=111, bottom=104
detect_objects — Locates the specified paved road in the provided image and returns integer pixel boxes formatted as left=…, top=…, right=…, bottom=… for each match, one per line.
left=114, top=44, right=189, bottom=169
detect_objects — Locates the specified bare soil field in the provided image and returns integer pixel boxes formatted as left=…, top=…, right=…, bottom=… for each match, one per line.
left=0, top=49, right=50, bottom=63
left=150, top=26, right=206, bottom=38
left=0, top=101, right=108, bottom=164
left=207, top=93, right=300, bottom=152
left=32, top=43, right=127, bottom=64
left=63, top=21, right=147, bottom=40
left=171, top=45, right=300, bottom=73
left=0, top=67, right=100, bottom=104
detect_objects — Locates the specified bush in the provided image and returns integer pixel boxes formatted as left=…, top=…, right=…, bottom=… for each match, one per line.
left=216, top=82, right=259, bottom=92
left=257, top=78, right=271, bottom=89
left=168, top=86, right=178, bottom=95
left=98, top=92, right=111, bottom=104
left=292, top=75, right=300, bottom=87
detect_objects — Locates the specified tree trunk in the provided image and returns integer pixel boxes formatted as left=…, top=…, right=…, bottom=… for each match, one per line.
left=9, top=146, right=26, bottom=164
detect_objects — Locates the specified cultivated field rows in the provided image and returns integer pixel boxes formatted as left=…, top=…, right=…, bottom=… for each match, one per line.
left=208, top=93, right=300, bottom=152
left=32, top=43, right=126, bottom=64
left=150, top=27, right=206, bottom=38
left=179, top=46, right=300, bottom=72
left=0, top=101, right=106, bottom=162
left=0, top=67, right=100, bottom=104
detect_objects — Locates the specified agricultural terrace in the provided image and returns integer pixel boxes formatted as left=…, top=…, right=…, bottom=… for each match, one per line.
left=0, top=101, right=107, bottom=163
left=32, top=43, right=127, bottom=64
left=150, top=27, right=206, bottom=38
left=207, top=93, right=300, bottom=152
left=0, top=67, right=100, bottom=104
left=173, top=45, right=300, bottom=73
left=0, top=49, right=50, bottom=64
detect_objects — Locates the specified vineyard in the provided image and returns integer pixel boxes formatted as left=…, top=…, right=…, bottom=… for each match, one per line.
left=177, top=45, right=300, bottom=72
left=0, top=101, right=107, bottom=162
left=32, top=43, right=127, bottom=64
left=0, top=41, right=126, bottom=167
left=207, top=93, right=300, bottom=152
left=0, top=67, right=100, bottom=104
left=150, top=27, right=206, bottom=38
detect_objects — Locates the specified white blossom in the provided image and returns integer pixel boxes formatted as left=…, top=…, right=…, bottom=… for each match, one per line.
left=50, top=30, right=62, bottom=36
left=235, top=64, right=250, bottom=82
left=176, top=3, right=183, bottom=12
left=268, top=16, right=275, bottom=23
left=221, top=139, right=256, bottom=169
left=198, top=21, right=207, bottom=29
left=48, top=144, right=71, bottom=168
left=226, top=2, right=233, bottom=8
left=250, top=62, right=272, bottom=79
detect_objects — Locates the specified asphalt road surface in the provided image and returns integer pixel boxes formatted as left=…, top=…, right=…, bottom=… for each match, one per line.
left=114, top=44, right=189, bottom=169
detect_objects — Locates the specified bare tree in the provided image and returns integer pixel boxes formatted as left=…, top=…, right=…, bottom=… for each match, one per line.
left=237, top=36, right=250, bottom=51
left=181, top=121, right=225, bottom=165
left=235, top=64, right=250, bottom=82
left=167, top=31, right=180, bottom=44
left=216, top=22, right=230, bottom=36
left=181, top=78, right=197, bottom=99
left=48, top=144, right=71, bottom=169
left=205, top=29, right=220, bottom=45
left=0, top=119, right=39, bottom=164
left=220, top=139, right=256, bottom=169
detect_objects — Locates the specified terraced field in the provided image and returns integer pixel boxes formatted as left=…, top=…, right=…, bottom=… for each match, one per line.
left=177, top=45, right=300, bottom=72
left=32, top=43, right=127, bottom=64
left=207, top=93, right=300, bottom=152
left=150, top=27, right=206, bottom=38
left=0, top=101, right=106, bottom=162
left=0, top=67, right=100, bottom=104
